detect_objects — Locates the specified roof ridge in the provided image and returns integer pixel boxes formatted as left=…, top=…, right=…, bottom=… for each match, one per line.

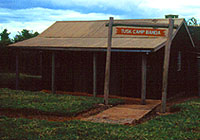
left=55, top=18, right=185, bottom=23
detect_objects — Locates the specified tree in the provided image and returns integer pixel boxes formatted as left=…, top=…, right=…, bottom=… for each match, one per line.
left=0, top=29, right=12, bottom=47
left=187, top=17, right=198, bottom=26
left=13, top=29, right=39, bottom=43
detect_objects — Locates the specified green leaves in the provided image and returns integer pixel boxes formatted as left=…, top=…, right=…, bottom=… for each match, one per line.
left=0, top=29, right=12, bottom=47
left=0, top=28, right=39, bottom=47
left=13, top=29, right=39, bottom=43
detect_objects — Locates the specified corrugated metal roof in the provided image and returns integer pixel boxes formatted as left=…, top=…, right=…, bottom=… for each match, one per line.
left=10, top=18, right=184, bottom=51
left=39, top=19, right=183, bottom=38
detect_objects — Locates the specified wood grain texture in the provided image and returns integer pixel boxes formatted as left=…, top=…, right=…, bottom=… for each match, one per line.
left=51, top=52, right=55, bottom=94
left=141, top=54, right=147, bottom=105
left=16, top=51, right=19, bottom=90
left=104, top=17, right=113, bottom=105
left=93, top=53, right=97, bottom=97
left=161, top=18, right=174, bottom=113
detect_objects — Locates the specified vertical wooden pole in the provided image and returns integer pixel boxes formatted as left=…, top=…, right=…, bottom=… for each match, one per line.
left=51, top=51, right=55, bottom=94
left=93, top=52, right=97, bottom=97
left=104, top=17, right=114, bottom=105
left=197, top=57, right=200, bottom=97
left=16, top=50, right=19, bottom=90
left=161, top=18, right=174, bottom=113
left=141, top=54, right=147, bottom=105
left=39, top=51, right=43, bottom=90
left=39, top=51, right=43, bottom=76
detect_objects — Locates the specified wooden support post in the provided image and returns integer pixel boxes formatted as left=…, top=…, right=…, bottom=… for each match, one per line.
left=141, top=54, right=147, bottom=105
left=51, top=52, right=55, bottom=94
left=16, top=50, right=19, bottom=90
left=197, top=57, right=200, bottom=97
left=39, top=51, right=43, bottom=76
left=104, top=17, right=114, bottom=105
left=93, top=53, right=97, bottom=97
left=161, top=18, right=174, bottom=113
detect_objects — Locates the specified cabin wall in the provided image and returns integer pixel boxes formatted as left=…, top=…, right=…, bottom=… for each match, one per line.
left=42, top=51, right=143, bottom=97
left=41, top=39, right=197, bottom=99
left=146, top=47, right=164, bottom=99
left=167, top=26, right=198, bottom=97
left=42, top=51, right=51, bottom=90
left=167, top=41, right=185, bottom=97
left=188, top=26, right=200, bottom=96
left=41, top=50, right=171, bottom=99
left=0, top=48, right=41, bottom=75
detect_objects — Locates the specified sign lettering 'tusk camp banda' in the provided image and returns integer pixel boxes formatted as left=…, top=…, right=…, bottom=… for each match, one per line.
left=116, top=27, right=166, bottom=37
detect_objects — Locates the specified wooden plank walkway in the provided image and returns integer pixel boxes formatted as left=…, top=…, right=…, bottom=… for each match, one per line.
left=82, top=99, right=161, bottom=124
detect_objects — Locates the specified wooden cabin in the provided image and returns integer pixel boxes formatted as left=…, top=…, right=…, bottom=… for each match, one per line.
left=188, top=26, right=200, bottom=96
left=9, top=18, right=196, bottom=101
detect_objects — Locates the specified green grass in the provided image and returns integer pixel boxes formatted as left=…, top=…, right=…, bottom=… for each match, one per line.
left=0, top=98, right=200, bottom=140
left=0, top=88, right=124, bottom=116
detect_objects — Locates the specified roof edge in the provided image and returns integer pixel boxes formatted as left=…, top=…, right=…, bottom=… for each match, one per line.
left=38, top=21, right=57, bottom=37
left=153, top=40, right=167, bottom=52
left=152, top=19, right=186, bottom=52
left=182, top=20, right=195, bottom=48
left=172, top=20, right=184, bottom=40
left=55, top=18, right=185, bottom=23
left=7, top=46, right=153, bottom=53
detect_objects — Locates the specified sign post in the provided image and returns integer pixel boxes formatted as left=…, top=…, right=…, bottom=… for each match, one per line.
left=161, top=18, right=174, bottom=113
left=104, top=17, right=113, bottom=105
left=104, top=18, right=175, bottom=109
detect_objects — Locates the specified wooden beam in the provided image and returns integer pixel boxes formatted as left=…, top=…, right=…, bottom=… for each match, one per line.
left=141, top=54, right=147, bottom=105
left=161, top=18, right=174, bottom=113
left=105, top=22, right=178, bottom=29
left=16, top=51, right=19, bottom=90
left=11, top=47, right=152, bottom=53
left=39, top=51, right=43, bottom=76
left=104, top=17, right=114, bottom=105
left=197, top=57, right=200, bottom=97
left=51, top=51, right=55, bottom=94
left=93, top=52, right=97, bottom=97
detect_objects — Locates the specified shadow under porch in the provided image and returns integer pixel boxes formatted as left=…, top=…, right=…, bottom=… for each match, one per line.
left=41, top=50, right=164, bottom=99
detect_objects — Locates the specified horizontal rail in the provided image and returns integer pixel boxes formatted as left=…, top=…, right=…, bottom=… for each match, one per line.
left=8, top=46, right=153, bottom=53
left=105, top=22, right=179, bottom=29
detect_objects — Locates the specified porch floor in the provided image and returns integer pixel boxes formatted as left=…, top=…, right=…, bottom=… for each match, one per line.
left=82, top=99, right=161, bottom=124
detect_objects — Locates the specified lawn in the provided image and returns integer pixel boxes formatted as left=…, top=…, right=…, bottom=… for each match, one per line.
left=0, top=88, right=124, bottom=116
left=0, top=96, right=199, bottom=139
